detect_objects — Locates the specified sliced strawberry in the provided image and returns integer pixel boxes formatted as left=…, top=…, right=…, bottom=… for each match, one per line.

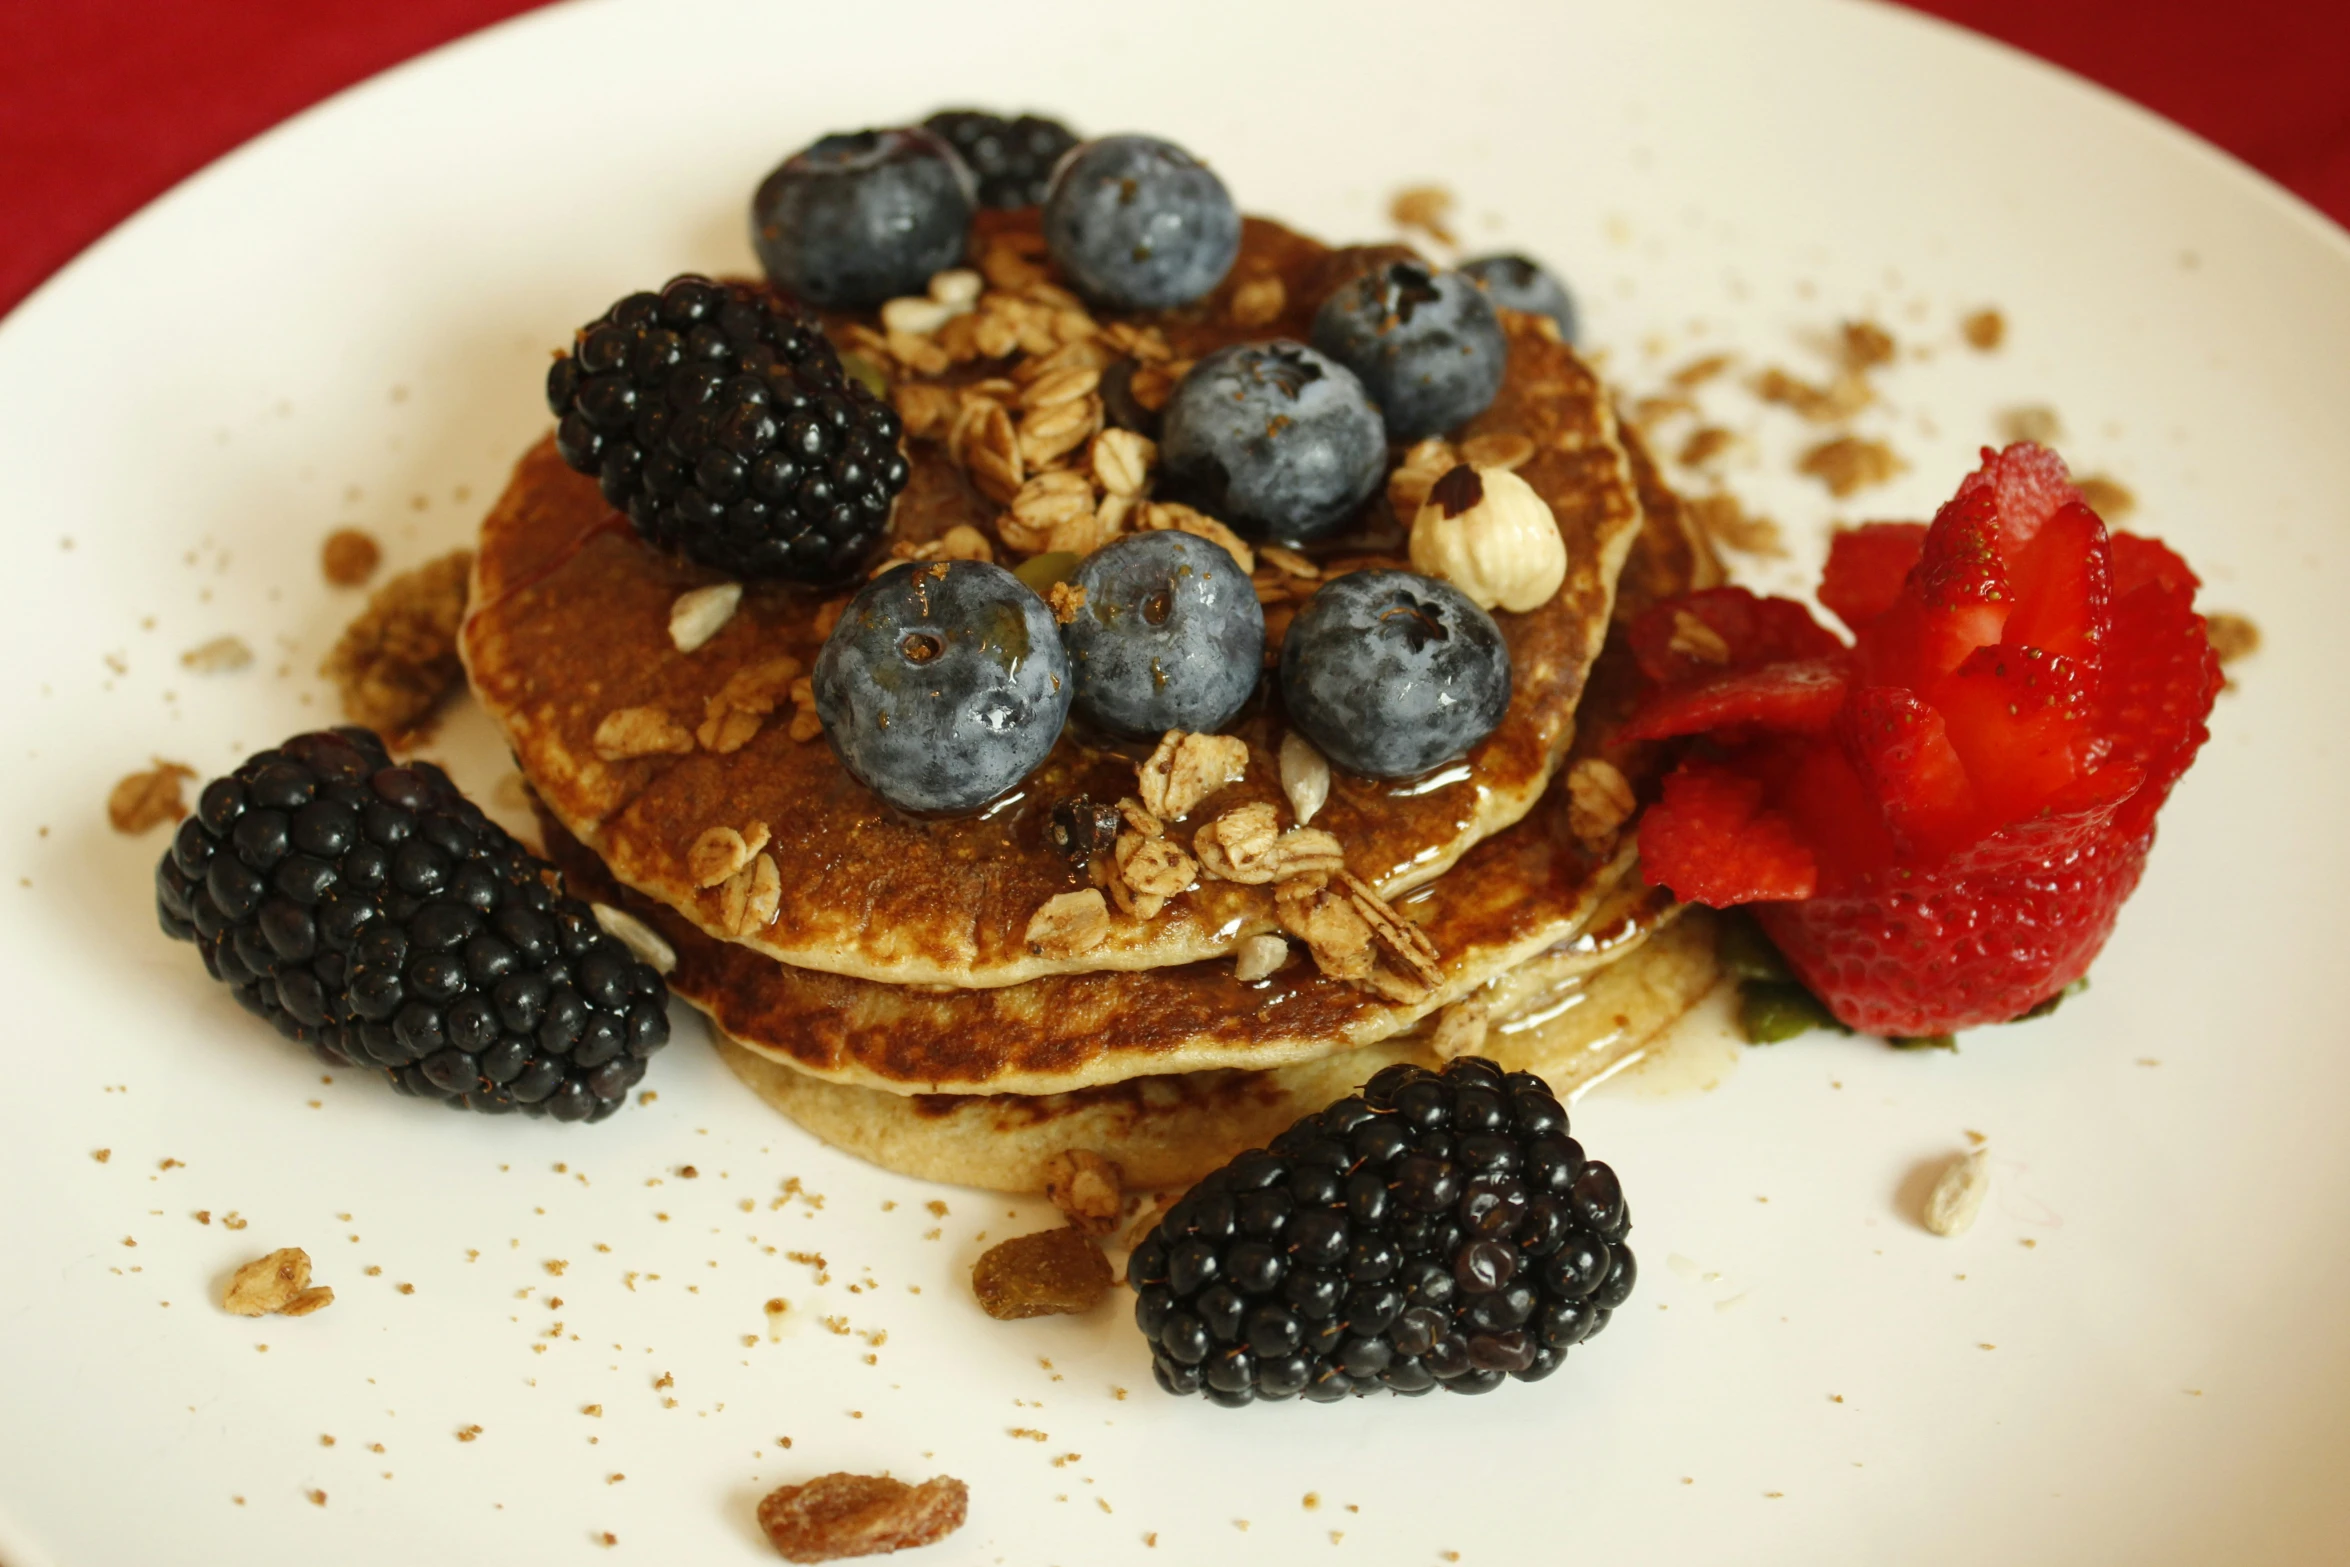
left=2100, top=583, right=2222, bottom=839
left=1819, top=522, right=1925, bottom=635
left=1837, top=686, right=1981, bottom=860
left=2003, top=500, right=2110, bottom=668
left=1769, top=740, right=1898, bottom=896
left=1616, top=445, right=2214, bottom=1038
left=1626, top=586, right=1845, bottom=687
left=1862, top=486, right=2010, bottom=688
left=1932, top=645, right=2095, bottom=821
left=1638, top=760, right=1817, bottom=907
left=1622, top=656, right=1849, bottom=742
left=1970, top=440, right=2079, bottom=553
left=2110, top=530, right=2201, bottom=598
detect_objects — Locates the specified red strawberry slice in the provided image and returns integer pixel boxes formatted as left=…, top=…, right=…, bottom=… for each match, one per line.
left=2100, top=555, right=2222, bottom=838
left=1932, top=645, right=2096, bottom=821
left=1820, top=522, right=1925, bottom=635
left=2003, top=500, right=2110, bottom=667
left=1626, top=586, right=1845, bottom=687
left=1837, top=686, right=1981, bottom=860
left=1770, top=740, right=1899, bottom=896
left=1970, top=440, right=2079, bottom=553
left=1638, top=760, right=1817, bottom=907
left=2111, top=530, right=2200, bottom=598
left=1861, top=486, right=2010, bottom=688
left=1621, top=656, right=1849, bottom=742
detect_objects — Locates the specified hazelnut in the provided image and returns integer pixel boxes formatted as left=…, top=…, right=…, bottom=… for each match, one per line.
left=1407, top=464, right=1567, bottom=614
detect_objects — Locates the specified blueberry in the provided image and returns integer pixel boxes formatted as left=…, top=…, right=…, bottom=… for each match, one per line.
left=1060, top=532, right=1263, bottom=738
left=1042, top=135, right=1240, bottom=310
left=1279, top=569, right=1512, bottom=779
left=1460, top=253, right=1577, bottom=343
left=752, top=128, right=975, bottom=309
left=1159, top=342, right=1385, bottom=542
left=1310, top=261, right=1507, bottom=442
left=812, top=560, right=1071, bottom=814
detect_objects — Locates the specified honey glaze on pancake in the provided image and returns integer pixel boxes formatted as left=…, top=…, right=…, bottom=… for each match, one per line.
left=707, top=910, right=1720, bottom=1194
left=462, top=214, right=1644, bottom=989
left=539, top=765, right=1635, bottom=1096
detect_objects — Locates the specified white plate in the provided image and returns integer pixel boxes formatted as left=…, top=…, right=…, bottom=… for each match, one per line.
left=3, top=0, right=2346, bottom=1561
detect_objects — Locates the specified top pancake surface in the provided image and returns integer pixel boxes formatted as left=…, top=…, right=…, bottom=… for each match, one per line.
left=462, top=216, right=1643, bottom=988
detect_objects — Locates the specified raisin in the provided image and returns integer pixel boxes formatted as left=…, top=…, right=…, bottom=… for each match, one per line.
left=971, top=1226, right=1113, bottom=1319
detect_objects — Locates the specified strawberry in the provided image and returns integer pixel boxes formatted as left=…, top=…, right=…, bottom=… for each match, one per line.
left=1752, top=807, right=2152, bottom=1036
left=2002, top=500, right=2109, bottom=666
left=1819, top=522, right=1925, bottom=634
left=1858, top=485, right=2010, bottom=688
left=1933, top=644, right=2098, bottom=822
left=1620, top=657, right=1849, bottom=742
left=1837, top=686, right=1979, bottom=861
left=1637, top=761, right=1816, bottom=906
left=1626, top=586, right=1844, bottom=687
left=1628, top=442, right=2218, bottom=1035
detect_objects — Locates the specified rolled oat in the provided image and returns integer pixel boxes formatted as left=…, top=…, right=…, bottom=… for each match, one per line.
left=107, top=760, right=196, bottom=834
left=1135, top=730, right=1249, bottom=821
left=1042, top=1151, right=1124, bottom=1237
left=1026, top=890, right=1112, bottom=958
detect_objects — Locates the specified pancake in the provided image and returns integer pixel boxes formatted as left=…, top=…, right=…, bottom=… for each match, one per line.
left=709, top=908, right=1720, bottom=1194
left=463, top=214, right=1645, bottom=989
left=542, top=780, right=1646, bottom=1096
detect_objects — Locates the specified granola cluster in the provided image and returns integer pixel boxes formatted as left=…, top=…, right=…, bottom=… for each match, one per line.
left=222, top=1247, right=334, bottom=1318
left=322, top=549, right=473, bottom=743
left=1022, top=727, right=1447, bottom=1005
left=854, top=239, right=1299, bottom=588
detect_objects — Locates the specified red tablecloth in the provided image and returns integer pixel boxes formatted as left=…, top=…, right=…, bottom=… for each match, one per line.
left=3, top=0, right=2346, bottom=317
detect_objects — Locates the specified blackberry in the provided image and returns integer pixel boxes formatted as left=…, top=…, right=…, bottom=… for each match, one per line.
left=153, top=729, right=672, bottom=1123
left=1130, top=1056, right=1634, bottom=1404
left=922, top=109, right=1079, bottom=210
left=545, top=274, right=909, bottom=584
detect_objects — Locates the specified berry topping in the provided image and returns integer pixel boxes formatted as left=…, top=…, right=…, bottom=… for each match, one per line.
left=812, top=560, right=1073, bottom=815
left=1042, top=135, right=1241, bottom=310
left=545, top=274, right=909, bottom=583
left=154, top=729, right=672, bottom=1121
left=1310, top=260, right=1507, bottom=442
left=751, top=127, right=976, bottom=308
left=1279, top=569, right=1513, bottom=780
left=1460, top=253, right=1578, bottom=343
left=1129, top=1056, right=1634, bottom=1404
left=1629, top=443, right=2222, bottom=1035
left=921, top=109, right=1079, bottom=210
left=1159, top=341, right=1386, bottom=541
left=1818, top=521, right=1928, bottom=634
left=1060, top=530, right=1266, bottom=738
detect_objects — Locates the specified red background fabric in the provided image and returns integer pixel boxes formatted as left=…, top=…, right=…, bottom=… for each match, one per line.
left=3, top=0, right=2347, bottom=318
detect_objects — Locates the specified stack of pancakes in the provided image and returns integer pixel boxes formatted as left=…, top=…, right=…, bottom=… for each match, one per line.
left=460, top=215, right=1724, bottom=1192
